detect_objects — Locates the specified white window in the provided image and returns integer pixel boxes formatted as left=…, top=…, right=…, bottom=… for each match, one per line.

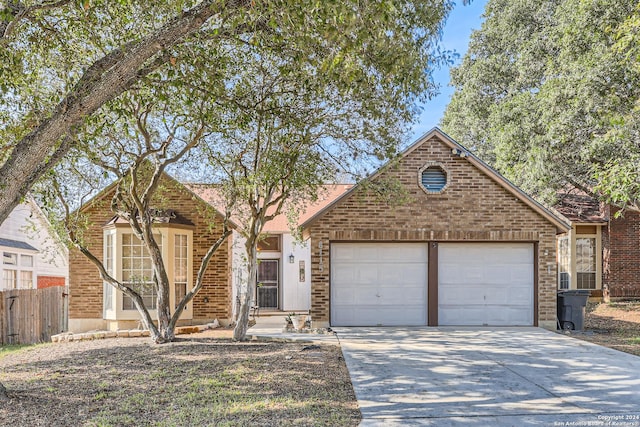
left=558, top=237, right=570, bottom=290
left=103, top=232, right=114, bottom=311
left=121, top=234, right=160, bottom=310
left=20, top=254, right=33, bottom=267
left=2, top=252, right=35, bottom=289
left=20, top=271, right=33, bottom=288
left=3, top=269, right=17, bottom=289
left=576, top=237, right=597, bottom=290
left=102, top=226, right=192, bottom=320
left=3, top=252, right=17, bottom=265
left=174, top=234, right=188, bottom=310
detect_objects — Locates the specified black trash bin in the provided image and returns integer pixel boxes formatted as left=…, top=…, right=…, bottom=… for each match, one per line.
left=557, top=290, right=591, bottom=330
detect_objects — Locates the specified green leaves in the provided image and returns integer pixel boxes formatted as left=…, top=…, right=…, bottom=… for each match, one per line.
left=442, top=0, right=640, bottom=210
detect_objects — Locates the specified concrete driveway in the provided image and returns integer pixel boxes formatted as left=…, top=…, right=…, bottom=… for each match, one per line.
left=335, top=327, right=640, bottom=426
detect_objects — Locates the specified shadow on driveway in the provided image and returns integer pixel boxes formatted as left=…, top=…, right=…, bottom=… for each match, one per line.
left=336, top=327, right=640, bottom=426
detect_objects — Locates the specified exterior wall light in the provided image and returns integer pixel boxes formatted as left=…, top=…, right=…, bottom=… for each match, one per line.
left=289, top=253, right=295, bottom=263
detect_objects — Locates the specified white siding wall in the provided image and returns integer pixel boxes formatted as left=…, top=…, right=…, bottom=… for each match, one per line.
left=281, top=234, right=311, bottom=311
left=0, top=199, right=68, bottom=289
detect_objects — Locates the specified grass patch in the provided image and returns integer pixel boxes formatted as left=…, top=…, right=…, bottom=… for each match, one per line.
left=0, top=339, right=360, bottom=426
left=0, top=344, right=35, bottom=360
left=628, top=337, right=640, bottom=345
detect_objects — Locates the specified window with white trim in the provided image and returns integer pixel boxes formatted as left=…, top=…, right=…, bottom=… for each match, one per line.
left=174, top=234, right=188, bottom=310
left=2, top=251, right=35, bottom=289
left=103, top=232, right=114, bottom=312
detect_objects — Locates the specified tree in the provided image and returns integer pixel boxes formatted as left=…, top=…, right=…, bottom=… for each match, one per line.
left=2, top=0, right=457, bottom=225
left=0, top=0, right=261, bottom=225
left=191, top=0, right=456, bottom=339
left=441, top=0, right=640, bottom=210
left=45, top=80, right=232, bottom=343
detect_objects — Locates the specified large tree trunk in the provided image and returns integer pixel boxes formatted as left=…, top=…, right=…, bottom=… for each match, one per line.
left=0, top=0, right=250, bottom=226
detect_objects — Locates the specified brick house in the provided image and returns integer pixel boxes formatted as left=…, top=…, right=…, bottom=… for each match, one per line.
left=301, top=129, right=570, bottom=330
left=68, top=173, right=347, bottom=332
left=555, top=190, right=640, bottom=300
left=68, top=175, right=233, bottom=332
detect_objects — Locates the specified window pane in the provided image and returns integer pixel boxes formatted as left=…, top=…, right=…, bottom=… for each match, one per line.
left=20, top=255, right=33, bottom=267
left=576, top=238, right=596, bottom=273
left=577, top=272, right=596, bottom=290
left=121, top=234, right=157, bottom=310
left=3, top=269, right=17, bottom=289
left=175, top=283, right=187, bottom=310
left=558, top=237, right=570, bottom=289
left=257, top=236, right=280, bottom=252
left=174, top=234, right=188, bottom=283
left=3, top=252, right=17, bottom=265
left=20, top=271, right=33, bottom=288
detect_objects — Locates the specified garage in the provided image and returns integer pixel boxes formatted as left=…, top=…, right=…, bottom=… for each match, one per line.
left=438, top=243, right=534, bottom=326
left=331, top=243, right=428, bottom=326
left=302, top=130, right=569, bottom=330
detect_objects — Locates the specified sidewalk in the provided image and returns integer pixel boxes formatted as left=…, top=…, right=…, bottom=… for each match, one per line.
left=248, top=314, right=340, bottom=344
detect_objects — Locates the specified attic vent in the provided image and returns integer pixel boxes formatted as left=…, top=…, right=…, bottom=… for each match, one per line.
left=420, top=166, right=447, bottom=193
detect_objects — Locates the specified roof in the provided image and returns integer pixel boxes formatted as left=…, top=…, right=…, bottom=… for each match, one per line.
left=301, top=128, right=571, bottom=234
left=0, top=238, right=38, bottom=252
left=187, top=184, right=352, bottom=233
left=103, top=209, right=195, bottom=227
left=554, top=190, right=608, bottom=224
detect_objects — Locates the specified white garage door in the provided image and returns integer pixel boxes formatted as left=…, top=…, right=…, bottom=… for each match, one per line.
left=438, top=243, right=534, bottom=326
left=331, top=243, right=428, bottom=326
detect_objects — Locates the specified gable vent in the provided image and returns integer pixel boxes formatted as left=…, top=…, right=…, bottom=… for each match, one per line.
left=421, top=166, right=447, bottom=192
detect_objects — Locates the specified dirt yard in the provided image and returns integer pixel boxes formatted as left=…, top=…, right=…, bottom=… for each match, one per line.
left=570, top=301, right=640, bottom=357
left=0, top=330, right=360, bottom=427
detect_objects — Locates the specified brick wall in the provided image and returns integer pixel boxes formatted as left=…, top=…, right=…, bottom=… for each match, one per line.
left=306, top=134, right=560, bottom=327
left=37, top=276, right=66, bottom=289
left=606, top=208, right=640, bottom=298
left=68, top=176, right=231, bottom=323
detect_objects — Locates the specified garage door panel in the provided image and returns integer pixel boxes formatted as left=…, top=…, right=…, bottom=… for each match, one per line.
left=331, top=243, right=428, bottom=326
left=439, top=285, right=485, bottom=305
left=438, top=306, right=487, bottom=325
left=380, top=263, right=426, bottom=285
left=439, top=243, right=534, bottom=326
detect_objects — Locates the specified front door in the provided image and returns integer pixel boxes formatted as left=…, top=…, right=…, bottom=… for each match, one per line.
left=257, top=259, right=279, bottom=309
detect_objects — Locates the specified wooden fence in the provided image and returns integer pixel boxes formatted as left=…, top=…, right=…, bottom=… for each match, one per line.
left=0, top=287, right=66, bottom=345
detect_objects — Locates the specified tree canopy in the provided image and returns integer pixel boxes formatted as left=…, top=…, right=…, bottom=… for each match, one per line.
left=442, top=0, right=640, bottom=211
left=0, top=0, right=455, bottom=226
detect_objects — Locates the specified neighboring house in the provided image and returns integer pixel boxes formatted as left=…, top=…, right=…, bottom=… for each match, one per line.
left=0, top=196, right=68, bottom=291
left=188, top=184, right=351, bottom=315
left=68, top=172, right=348, bottom=333
left=300, top=128, right=570, bottom=330
left=555, top=189, right=640, bottom=300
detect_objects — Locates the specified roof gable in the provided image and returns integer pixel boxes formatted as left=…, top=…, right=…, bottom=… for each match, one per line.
left=301, top=128, right=570, bottom=234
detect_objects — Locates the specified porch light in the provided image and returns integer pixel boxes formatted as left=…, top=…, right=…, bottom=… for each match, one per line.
left=289, top=253, right=295, bottom=263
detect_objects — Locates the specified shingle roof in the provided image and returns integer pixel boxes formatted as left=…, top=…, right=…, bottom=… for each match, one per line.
left=0, top=238, right=38, bottom=252
left=554, top=190, right=608, bottom=223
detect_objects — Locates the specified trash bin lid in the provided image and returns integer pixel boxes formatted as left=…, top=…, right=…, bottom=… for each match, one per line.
left=560, top=290, right=591, bottom=296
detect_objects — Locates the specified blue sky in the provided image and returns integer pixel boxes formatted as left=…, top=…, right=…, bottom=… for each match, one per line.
left=410, top=0, right=488, bottom=139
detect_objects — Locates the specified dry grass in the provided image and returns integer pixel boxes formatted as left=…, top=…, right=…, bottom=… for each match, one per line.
left=0, top=334, right=360, bottom=427
left=570, top=301, right=640, bottom=357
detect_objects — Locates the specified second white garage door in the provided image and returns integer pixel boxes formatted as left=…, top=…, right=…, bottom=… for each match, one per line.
left=438, top=243, right=534, bottom=326
left=331, top=243, right=428, bottom=326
